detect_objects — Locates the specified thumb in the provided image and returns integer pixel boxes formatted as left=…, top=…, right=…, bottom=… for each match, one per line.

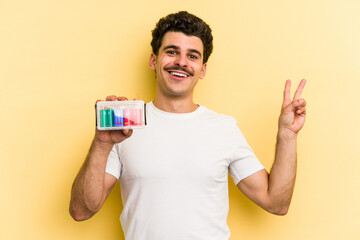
left=292, top=99, right=306, bottom=110
left=294, top=98, right=305, bottom=106
left=284, top=98, right=304, bottom=111
left=122, top=129, right=133, bottom=138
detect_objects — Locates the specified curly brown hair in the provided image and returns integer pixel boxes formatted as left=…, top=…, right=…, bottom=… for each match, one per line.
left=151, top=11, right=213, bottom=64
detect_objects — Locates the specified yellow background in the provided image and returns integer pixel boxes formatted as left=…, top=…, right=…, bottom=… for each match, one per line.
left=1, top=0, right=359, bottom=239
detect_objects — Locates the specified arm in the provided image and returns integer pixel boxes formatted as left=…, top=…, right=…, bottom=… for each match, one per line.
left=69, top=96, right=133, bottom=221
left=237, top=79, right=307, bottom=215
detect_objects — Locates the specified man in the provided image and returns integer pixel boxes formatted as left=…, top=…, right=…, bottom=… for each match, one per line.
left=70, top=11, right=307, bottom=240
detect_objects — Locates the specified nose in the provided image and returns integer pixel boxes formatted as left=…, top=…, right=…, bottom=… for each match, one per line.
left=174, top=53, right=188, bottom=67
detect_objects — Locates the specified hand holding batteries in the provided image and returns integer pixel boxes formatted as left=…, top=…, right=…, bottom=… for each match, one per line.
left=94, top=96, right=133, bottom=145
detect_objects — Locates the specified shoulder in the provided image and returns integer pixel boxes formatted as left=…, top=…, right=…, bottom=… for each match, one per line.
left=199, top=106, right=238, bottom=126
left=198, top=106, right=249, bottom=145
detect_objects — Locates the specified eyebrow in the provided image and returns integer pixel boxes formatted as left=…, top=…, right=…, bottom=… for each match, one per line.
left=163, top=45, right=202, bottom=57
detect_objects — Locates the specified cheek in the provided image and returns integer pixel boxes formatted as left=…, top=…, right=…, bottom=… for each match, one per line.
left=194, top=66, right=203, bottom=76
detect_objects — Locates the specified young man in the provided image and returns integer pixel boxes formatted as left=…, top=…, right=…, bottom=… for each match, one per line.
left=70, top=11, right=307, bottom=240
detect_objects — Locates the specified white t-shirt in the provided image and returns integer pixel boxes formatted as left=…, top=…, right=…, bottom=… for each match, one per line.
left=106, top=102, right=264, bottom=240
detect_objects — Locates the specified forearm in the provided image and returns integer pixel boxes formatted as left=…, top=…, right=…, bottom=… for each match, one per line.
left=238, top=80, right=305, bottom=215
left=69, top=140, right=114, bottom=220
left=268, top=129, right=297, bottom=214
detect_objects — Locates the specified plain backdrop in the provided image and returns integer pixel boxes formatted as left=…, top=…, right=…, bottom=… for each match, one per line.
left=1, top=0, right=359, bottom=239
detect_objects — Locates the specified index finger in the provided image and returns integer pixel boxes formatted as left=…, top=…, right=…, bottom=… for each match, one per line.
left=283, top=79, right=292, bottom=107
left=293, top=79, right=306, bottom=100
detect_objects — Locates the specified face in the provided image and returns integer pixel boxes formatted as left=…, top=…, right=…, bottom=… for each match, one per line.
left=149, top=31, right=207, bottom=99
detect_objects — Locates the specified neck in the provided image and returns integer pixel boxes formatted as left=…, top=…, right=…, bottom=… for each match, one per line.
left=153, top=95, right=198, bottom=113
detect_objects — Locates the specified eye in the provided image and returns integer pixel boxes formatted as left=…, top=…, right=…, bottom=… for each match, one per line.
left=188, top=54, right=198, bottom=59
left=166, top=50, right=177, bottom=55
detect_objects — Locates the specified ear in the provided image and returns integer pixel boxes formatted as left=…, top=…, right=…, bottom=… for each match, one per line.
left=149, top=53, right=156, bottom=70
left=199, top=63, right=207, bottom=79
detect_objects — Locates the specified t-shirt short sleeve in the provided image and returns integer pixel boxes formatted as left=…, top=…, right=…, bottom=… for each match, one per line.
left=227, top=118, right=265, bottom=185
left=105, top=144, right=122, bottom=179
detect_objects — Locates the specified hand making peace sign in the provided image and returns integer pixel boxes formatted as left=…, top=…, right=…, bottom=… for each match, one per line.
left=278, top=79, right=307, bottom=135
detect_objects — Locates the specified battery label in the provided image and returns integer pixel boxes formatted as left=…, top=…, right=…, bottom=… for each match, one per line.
left=114, top=109, right=124, bottom=127
left=100, top=109, right=114, bottom=127
left=131, top=109, right=142, bottom=126
left=123, top=108, right=131, bottom=126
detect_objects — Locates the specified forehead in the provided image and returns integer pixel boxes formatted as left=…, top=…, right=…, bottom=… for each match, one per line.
left=160, top=31, right=204, bottom=53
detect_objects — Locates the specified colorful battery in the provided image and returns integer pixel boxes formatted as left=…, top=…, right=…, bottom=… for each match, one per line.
left=131, top=109, right=142, bottom=126
left=100, top=109, right=114, bottom=127
left=113, top=109, right=124, bottom=127
left=123, top=109, right=131, bottom=126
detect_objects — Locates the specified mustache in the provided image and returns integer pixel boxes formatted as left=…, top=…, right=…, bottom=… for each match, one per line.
left=164, top=66, right=194, bottom=76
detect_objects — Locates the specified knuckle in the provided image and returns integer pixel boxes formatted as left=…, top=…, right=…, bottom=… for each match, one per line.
left=106, top=95, right=116, bottom=101
left=118, top=96, right=128, bottom=101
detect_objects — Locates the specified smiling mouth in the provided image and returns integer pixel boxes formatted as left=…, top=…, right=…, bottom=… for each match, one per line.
left=169, top=71, right=189, bottom=78
left=165, top=66, right=193, bottom=78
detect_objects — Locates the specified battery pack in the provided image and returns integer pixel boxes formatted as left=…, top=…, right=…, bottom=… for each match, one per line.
left=96, top=100, right=146, bottom=130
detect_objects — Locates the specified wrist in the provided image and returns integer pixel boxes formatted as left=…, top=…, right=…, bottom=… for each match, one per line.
left=277, top=128, right=297, bottom=141
left=92, top=138, right=114, bottom=152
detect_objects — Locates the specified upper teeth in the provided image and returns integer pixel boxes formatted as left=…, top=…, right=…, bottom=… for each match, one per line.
left=171, top=72, right=187, bottom=77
